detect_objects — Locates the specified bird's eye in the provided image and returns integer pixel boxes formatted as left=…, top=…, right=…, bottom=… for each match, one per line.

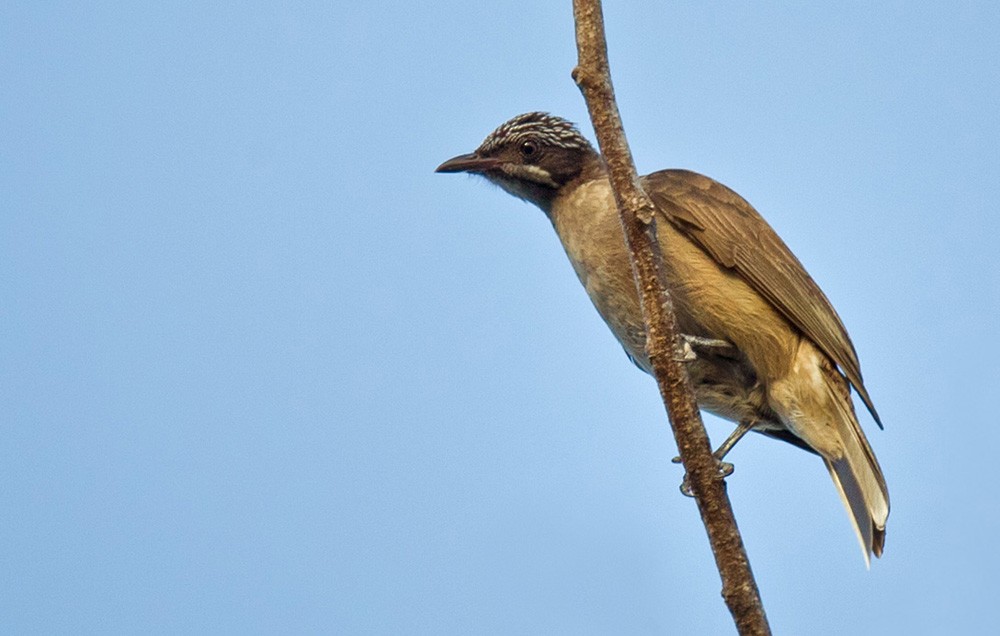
left=519, top=141, right=538, bottom=158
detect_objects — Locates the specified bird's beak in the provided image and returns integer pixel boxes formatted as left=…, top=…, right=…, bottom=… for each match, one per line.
left=435, top=153, right=500, bottom=174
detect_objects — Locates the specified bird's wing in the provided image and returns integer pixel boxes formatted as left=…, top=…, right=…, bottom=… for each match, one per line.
left=643, top=169, right=881, bottom=426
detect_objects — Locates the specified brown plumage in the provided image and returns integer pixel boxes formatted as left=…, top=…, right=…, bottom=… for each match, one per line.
left=437, top=112, right=889, bottom=564
left=645, top=170, right=881, bottom=427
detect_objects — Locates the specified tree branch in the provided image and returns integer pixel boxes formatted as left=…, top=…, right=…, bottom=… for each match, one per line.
left=571, top=2, right=771, bottom=633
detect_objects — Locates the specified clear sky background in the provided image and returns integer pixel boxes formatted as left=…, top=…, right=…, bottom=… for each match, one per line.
left=2, top=2, right=998, bottom=634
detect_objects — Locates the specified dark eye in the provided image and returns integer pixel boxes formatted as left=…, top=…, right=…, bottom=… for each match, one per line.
left=519, top=141, right=538, bottom=158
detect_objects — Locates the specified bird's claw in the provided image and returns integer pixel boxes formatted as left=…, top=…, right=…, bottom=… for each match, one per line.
left=675, top=459, right=735, bottom=497
left=674, top=334, right=737, bottom=362
left=674, top=338, right=698, bottom=362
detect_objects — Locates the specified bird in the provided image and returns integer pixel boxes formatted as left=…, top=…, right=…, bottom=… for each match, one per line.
left=436, top=111, right=889, bottom=565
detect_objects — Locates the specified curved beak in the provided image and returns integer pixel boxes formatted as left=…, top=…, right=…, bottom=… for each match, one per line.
left=435, top=153, right=500, bottom=174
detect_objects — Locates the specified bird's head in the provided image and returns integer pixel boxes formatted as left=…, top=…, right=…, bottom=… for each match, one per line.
left=436, top=112, right=600, bottom=211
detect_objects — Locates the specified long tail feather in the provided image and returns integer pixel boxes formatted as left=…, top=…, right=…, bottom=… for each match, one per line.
left=824, top=381, right=889, bottom=565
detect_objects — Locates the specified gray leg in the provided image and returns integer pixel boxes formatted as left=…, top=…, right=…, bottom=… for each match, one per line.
left=712, top=419, right=756, bottom=461
left=673, top=420, right=756, bottom=497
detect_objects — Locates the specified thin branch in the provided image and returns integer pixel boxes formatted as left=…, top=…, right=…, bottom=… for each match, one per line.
left=570, top=2, right=771, bottom=633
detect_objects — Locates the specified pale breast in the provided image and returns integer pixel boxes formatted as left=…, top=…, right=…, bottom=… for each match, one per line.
left=549, top=177, right=798, bottom=383
left=549, top=180, right=649, bottom=364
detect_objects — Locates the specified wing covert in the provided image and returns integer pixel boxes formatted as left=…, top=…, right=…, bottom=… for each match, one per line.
left=644, top=169, right=881, bottom=426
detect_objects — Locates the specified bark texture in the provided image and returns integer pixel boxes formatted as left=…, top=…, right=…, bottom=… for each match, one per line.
left=571, top=2, right=771, bottom=633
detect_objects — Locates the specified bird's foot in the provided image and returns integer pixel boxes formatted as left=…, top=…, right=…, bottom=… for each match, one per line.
left=671, top=455, right=735, bottom=497
left=675, top=334, right=738, bottom=362
left=670, top=420, right=754, bottom=497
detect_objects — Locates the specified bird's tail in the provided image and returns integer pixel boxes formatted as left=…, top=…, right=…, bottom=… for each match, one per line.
left=822, top=376, right=890, bottom=567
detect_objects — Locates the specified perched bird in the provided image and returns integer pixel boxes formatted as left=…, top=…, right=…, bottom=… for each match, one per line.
left=436, top=112, right=888, bottom=564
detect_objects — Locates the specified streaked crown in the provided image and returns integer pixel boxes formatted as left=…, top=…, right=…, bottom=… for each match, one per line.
left=476, top=112, right=593, bottom=156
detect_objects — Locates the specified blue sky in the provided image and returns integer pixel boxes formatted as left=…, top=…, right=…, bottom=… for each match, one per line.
left=2, top=2, right=998, bottom=634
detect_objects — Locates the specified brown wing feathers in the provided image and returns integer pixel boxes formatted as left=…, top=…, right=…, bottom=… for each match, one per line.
left=644, top=169, right=882, bottom=427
